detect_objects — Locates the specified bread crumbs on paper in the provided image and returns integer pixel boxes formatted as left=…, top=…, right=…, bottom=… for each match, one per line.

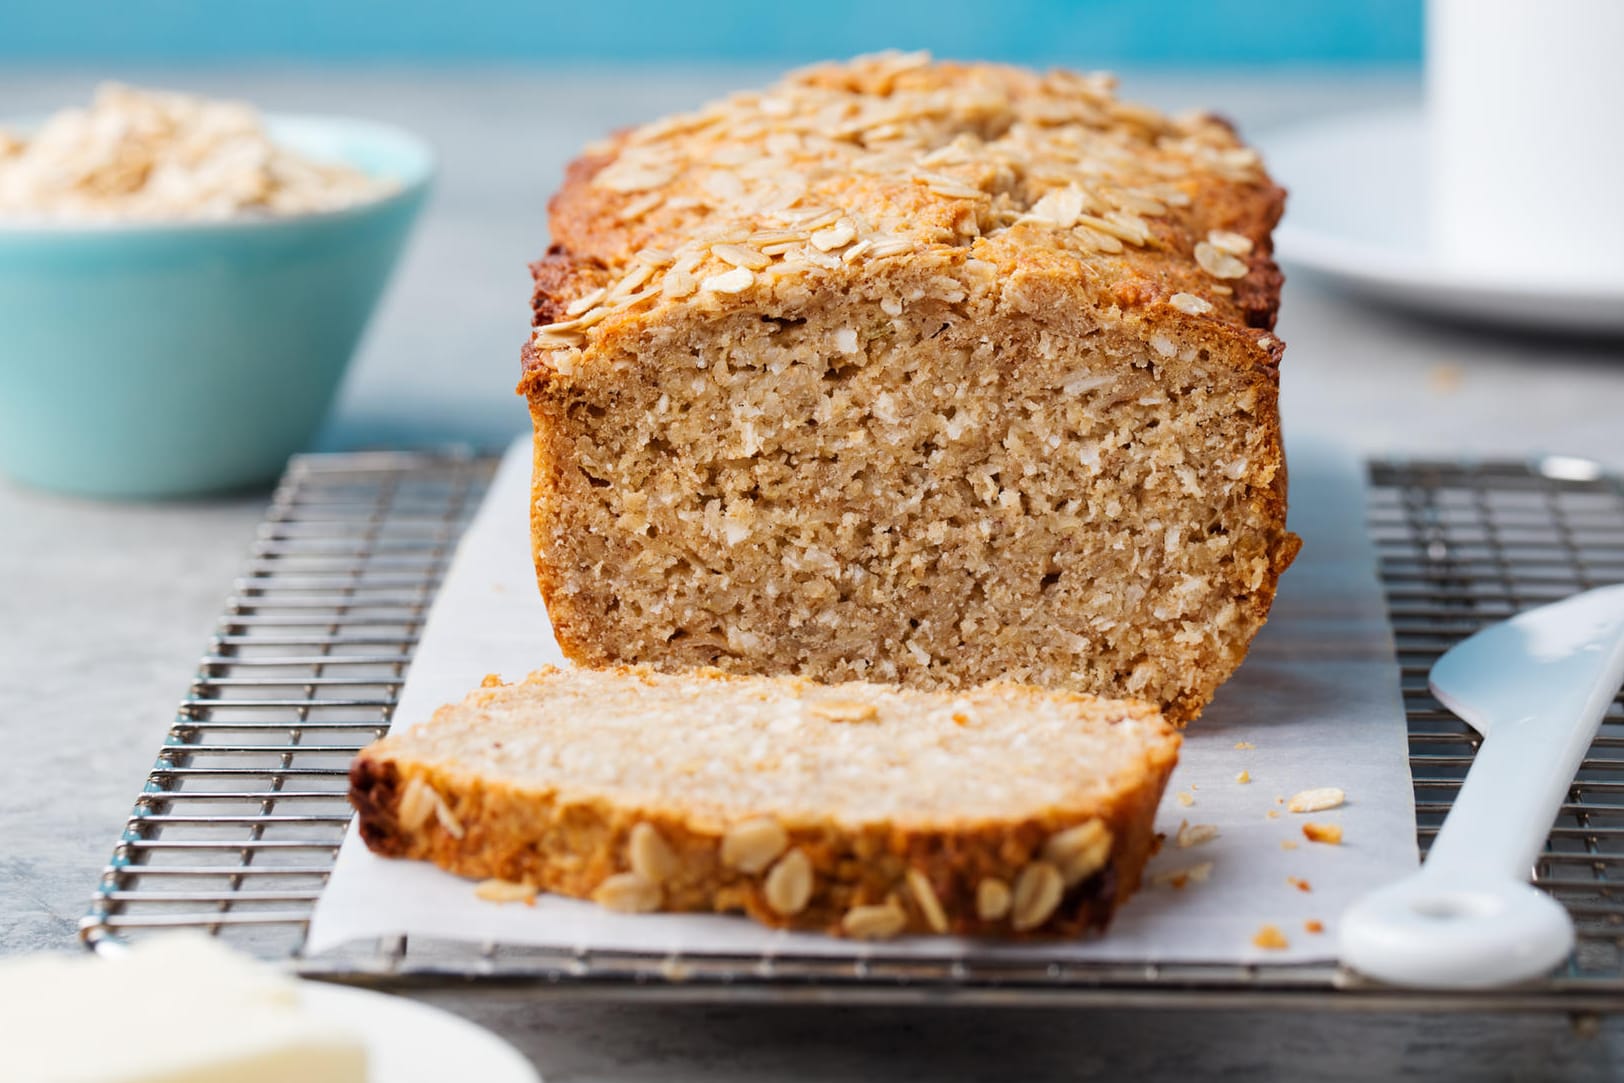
left=1252, top=924, right=1289, bottom=950
left=1304, top=919, right=1325, bottom=935
left=1288, top=787, right=1346, bottom=813
left=1266, top=809, right=1280, bottom=820
left=1303, top=822, right=1343, bottom=845
left=1429, top=363, right=1464, bottom=394
left=1175, top=820, right=1219, bottom=849
left=1151, top=861, right=1214, bottom=890
left=474, top=878, right=538, bottom=905
left=1236, top=770, right=1251, bottom=784
left=1234, top=741, right=1255, bottom=750
left=1287, top=877, right=1312, bottom=893
left=1176, top=791, right=1195, bottom=807
left=1280, top=839, right=1299, bottom=851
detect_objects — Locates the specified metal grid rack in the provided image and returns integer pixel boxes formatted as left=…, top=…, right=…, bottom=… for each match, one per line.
left=80, top=452, right=1624, bottom=1012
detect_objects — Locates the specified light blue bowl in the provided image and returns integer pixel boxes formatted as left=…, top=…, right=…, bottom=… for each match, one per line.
left=0, top=115, right=433, bottom=498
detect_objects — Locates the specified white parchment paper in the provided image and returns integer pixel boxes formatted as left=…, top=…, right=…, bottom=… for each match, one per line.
left=306, top=436, right=1416, bottom=963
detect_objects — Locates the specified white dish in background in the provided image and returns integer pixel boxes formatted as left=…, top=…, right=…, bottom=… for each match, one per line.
left=301, top=983, right=540, bottom=1083
left=1260, top=108, right=1624, bottom=334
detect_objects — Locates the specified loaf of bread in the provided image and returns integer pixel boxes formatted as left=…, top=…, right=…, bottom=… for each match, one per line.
left=350, top=665, right=1180, bottom=938
left=520, top=52, right=1300, bottom=725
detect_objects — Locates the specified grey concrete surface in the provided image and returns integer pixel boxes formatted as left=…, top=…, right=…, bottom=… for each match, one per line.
left=2, top=66, right=1622, bottom=1080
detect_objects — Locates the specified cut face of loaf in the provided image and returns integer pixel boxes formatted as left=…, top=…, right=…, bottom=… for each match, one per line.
left=521, top=54, right=1301, bottom=724
left=350, top=666, right=1181, bottom=938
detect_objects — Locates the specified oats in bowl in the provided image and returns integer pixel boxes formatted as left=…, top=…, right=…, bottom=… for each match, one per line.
left=0, top=83, right=397, bottom=223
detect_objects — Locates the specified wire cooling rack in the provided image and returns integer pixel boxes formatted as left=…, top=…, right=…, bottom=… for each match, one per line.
left=80, top=452, right=1624, bottom=1013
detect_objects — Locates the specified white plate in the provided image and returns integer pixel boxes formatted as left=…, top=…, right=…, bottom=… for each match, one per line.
left=301, top=982, right=540, bottom=1083
left=1261, top=108, right=1624, bottom=334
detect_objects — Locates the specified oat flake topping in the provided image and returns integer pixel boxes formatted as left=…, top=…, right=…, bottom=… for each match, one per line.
left=0, top=84, right=396, bottom=222
left=531, top=50, right=1266, bottom=357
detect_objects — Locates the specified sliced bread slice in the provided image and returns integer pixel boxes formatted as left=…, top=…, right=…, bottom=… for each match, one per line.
left=350, top=665, right=1180, bottom=938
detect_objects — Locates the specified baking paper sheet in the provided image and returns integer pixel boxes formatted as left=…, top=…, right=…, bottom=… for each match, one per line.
left=307, top=436, right=1416, bottom=963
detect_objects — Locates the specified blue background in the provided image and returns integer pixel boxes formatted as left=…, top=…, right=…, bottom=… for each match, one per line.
left=0, top=1, right=1421, bottom=65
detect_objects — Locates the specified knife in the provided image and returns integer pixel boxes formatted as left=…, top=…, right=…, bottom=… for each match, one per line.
left=1340, top=582, right=1624, bottom=988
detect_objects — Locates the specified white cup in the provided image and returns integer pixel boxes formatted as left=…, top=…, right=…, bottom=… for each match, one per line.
left=1428, top=0, right=1624, bottom=282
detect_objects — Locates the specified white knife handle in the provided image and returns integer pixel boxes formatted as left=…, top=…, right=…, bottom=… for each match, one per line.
left=1337, top=872, right=1572, bottom=990
left=1341, top=583, right=1624, bottom=989
left=1336, top=716, right=1587, bottom=990
left=1423, top=704, right=1605, bottom=884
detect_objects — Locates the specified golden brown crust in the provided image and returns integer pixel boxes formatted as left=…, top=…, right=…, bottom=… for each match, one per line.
left=529, top=247, right=604, bottom=328
left=350, top=666, right=1180, bottom=938
left=517, top=52, right=1287, bottom=391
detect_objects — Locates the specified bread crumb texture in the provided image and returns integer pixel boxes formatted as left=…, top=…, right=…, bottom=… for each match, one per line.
left=521, top=51, right=1299, bottom=724
left=350, top=665, right=1180, bottom=938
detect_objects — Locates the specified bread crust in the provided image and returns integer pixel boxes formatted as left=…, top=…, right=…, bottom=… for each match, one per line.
left=351, top=666, right=1180, bottom=938
left=519, top=57, right=1288, bottom=395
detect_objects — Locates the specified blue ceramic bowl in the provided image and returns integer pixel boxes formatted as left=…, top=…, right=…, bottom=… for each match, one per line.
left=0, top=116, right=433, bottom=498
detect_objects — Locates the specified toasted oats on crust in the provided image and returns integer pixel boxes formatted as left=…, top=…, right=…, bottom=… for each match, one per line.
left=764, top=849, right=815, bottom=916
left=843, top=900, right=909, bottom=939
